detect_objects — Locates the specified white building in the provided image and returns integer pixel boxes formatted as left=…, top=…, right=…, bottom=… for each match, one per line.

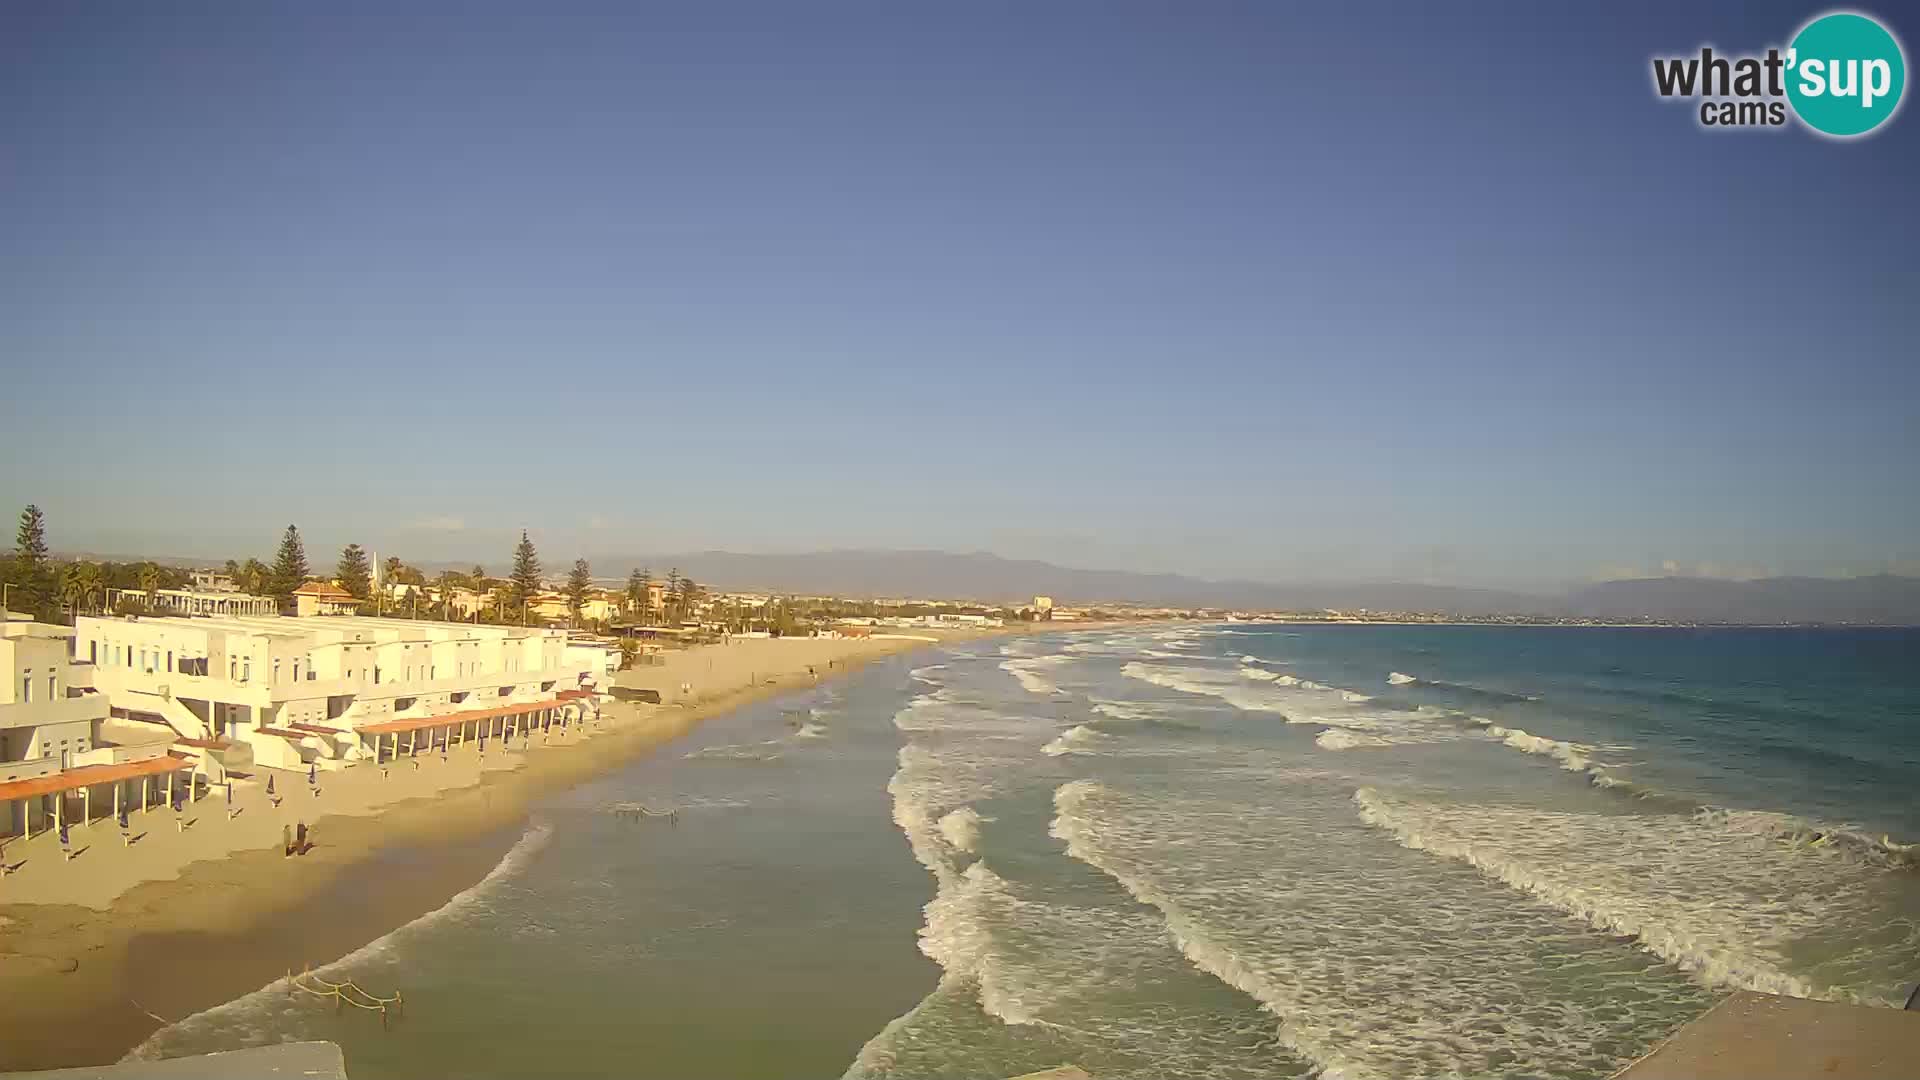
left=190, top=570, right=238, bottom=593
left=4, top=616, right=196, bottom=839
left=73, top=614, right=605, bottom=774
left=108, top=587, right=278, bottom=618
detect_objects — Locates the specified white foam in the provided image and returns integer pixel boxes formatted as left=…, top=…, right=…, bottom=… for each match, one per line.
left=1354, top=789, right=1917, bottom=1005
left=1315, top=729, right=1393, bottom=750
left=937, top=806, right=987, bottom=854
left=1053, top=780, right=1720, bottom=1080
left=1041, top=724, right=1108, bottom=757
left=1387, top=671, right=1418, bottom=685
left=1000, top=655, right=1071, bottom=697
left=1483, top=724, right=1597, bottom=773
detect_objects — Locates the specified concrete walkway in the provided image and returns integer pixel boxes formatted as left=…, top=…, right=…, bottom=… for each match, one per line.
left=1614, top=992, right=1920, bottom=1079
left=3, top=1042, right=345, bottom=1079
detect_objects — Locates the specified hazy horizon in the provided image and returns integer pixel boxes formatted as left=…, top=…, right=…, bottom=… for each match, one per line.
left=4, top=2, right=1915, bottom=589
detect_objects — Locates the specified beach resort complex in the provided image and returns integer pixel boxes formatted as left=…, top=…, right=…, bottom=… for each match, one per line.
left=4, top=610, right=619, bottom=843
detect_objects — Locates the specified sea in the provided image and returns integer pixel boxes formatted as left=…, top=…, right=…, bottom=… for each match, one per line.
left=131, top=624, right=1920, bottom=1079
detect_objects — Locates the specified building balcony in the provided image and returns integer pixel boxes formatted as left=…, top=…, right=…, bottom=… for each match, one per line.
left=0, top=694, right=109, bottom=731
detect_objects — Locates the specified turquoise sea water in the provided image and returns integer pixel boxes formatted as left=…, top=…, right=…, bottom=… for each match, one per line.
left=135, top=626, right=1920, bottom=1079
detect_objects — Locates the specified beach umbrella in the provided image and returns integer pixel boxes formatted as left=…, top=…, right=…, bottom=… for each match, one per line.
left=267, top=774, right=275, bottom=795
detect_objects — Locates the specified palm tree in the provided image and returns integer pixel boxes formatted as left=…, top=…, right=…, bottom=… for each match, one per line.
left=77, top=562, right=104, bottom=614
left=60, top=563, right=88, bottom=617
left=138, top=562, right=162, bottom=606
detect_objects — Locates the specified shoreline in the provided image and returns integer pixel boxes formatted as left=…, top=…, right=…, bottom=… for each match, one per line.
left=0, top=627, right=1048, bottom=1071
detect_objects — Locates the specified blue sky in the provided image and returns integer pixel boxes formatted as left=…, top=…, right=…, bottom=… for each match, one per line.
left=2, top=2, right=1915, bottom=589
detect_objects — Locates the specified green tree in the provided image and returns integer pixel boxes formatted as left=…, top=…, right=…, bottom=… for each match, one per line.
left=337, top=543, right=373, bottom=600
left=137, top=561, right=162, bottom=605
left=383, top=556, right=403, bottom=587
left=509, top=531, right=541, bottom=612
left=238, top=557, right=270, bottom=595
left=9, top=504, right=51, bottom=617
left=271, top=525, right=309, bottom=604
left=566, top=559, right=592, bottom=626
left=469, top=564, right=487, bottom=587
left=75, top=561, right=104, bottom=615
left=223, top=558, right=241, bottom=580
left=59, top=562, right=90, bottom=617
left=664, top=567, right=681, bottom=623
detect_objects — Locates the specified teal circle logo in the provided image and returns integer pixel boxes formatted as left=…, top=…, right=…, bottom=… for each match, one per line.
left=1786, top=11, right=1906, bottom=137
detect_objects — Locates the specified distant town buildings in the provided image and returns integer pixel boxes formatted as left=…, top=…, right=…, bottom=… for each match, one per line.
left=107, top=587, right=277, bottom=619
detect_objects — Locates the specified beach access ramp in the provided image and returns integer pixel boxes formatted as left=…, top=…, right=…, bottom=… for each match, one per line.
left=0, top=1042, right=346, bottom=1080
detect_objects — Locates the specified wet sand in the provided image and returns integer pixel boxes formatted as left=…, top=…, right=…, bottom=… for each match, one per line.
left=0, top=631, right=998, bottom=1070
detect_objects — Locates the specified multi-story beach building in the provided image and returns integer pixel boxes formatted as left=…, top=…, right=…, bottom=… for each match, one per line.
left=3, top=615, right=198, bottom=839
left=72, top=614, right=616, bottom=773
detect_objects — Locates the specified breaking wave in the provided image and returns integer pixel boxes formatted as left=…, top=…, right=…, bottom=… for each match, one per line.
left=1354, top=789, right=1920, bottom=1003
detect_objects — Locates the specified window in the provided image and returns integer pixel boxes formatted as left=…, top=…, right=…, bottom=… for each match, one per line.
left=89, top=642, right=97, bottom=664
left=49, top=674, right=57, bottom=699
left=167, top=650, right=173, bottom=672
left=229, top=658, right=236, bottom=680
left=274, top=658, right=281, bottom=683
left=21, top=676, right=30, bottom=703
left=241, top=659, right=250, bottom=682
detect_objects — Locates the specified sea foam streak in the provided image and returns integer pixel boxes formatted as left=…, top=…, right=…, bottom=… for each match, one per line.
left=125, top=822, right=556, bottom=1061
left=1354, top=789, right=1919, bottom=1004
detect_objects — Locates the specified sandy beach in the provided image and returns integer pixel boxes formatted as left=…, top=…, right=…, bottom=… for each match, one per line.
left=0, top=630, right=998, bottom=1070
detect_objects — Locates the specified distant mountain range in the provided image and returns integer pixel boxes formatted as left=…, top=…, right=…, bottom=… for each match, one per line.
left=567, top=549, right=1920, bottom=625
left=42, top=546, right=1920, bottom=625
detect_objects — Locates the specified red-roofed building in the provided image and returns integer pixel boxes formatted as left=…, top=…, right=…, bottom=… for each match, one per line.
left=293, top=581, right=361, bottom=617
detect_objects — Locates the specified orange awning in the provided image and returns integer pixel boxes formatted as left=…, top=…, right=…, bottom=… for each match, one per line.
left=355, top=698, right=565, bottom=737
left=0, top=752, right=197, bottom=803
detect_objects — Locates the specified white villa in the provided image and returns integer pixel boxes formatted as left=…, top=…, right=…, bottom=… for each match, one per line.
left=71, top=613, right=619, bottom=775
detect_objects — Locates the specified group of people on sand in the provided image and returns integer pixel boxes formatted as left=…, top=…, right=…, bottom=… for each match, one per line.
left=281, top=821, right=315, bottom=857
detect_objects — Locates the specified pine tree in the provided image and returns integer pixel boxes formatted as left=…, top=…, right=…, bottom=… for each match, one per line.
left=469, top=564, right=487, bottom=587
left=338, top=543, right=373, bottom=600
left=10, top=504, right=50, bottom=617
left=271, top=525, right=309, bottom=604
left=566, top=559, right=592, bottom=625
left=509, top=531, right=541, bottom=610
left=664, top=567, right=681, bottom=623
